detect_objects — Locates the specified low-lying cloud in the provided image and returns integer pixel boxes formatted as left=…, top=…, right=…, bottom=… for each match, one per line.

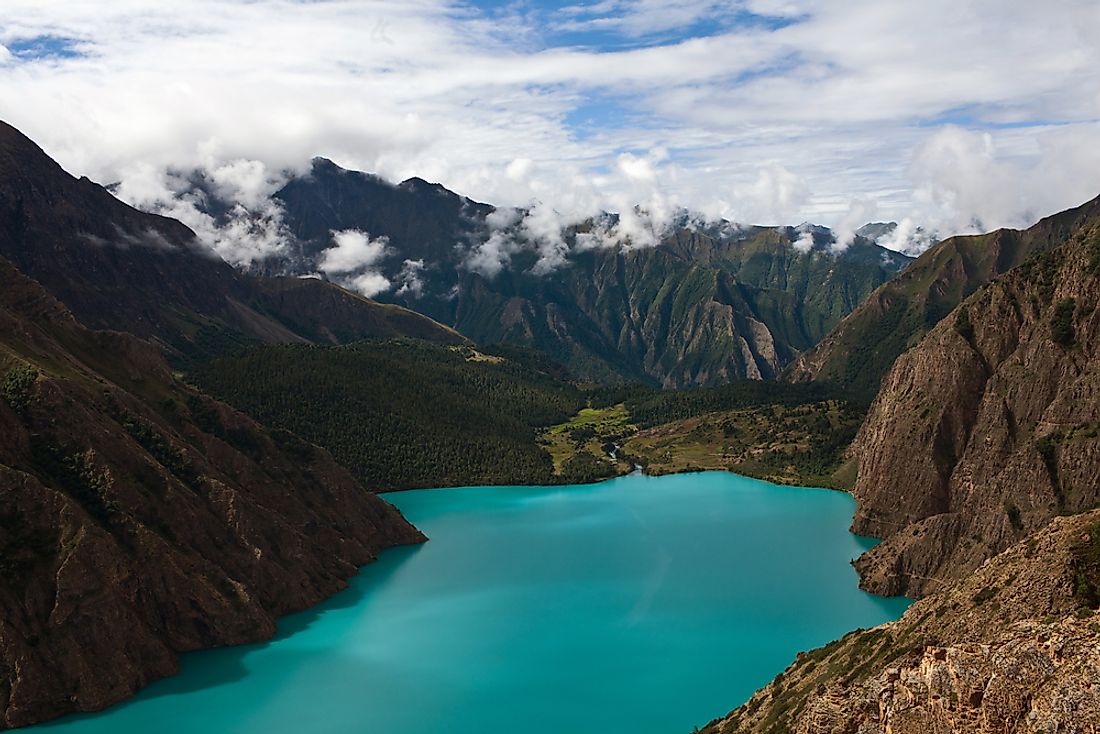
left=318, top=230, right=392, bottom=297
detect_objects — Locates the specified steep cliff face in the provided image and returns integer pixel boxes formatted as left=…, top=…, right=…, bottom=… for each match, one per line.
left=258, top=158, right=911, bottom=386
left=849, top=228, right=1100, bottom=598
left=702, top=510, right=1100, bottom=734
left=786, top=196, right=1100, bottom=399
left=0, top=258, right=424, bottom=729
left=0, top=121, right=461, bottom=363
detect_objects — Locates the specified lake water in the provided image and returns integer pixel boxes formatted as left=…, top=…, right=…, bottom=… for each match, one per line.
left=33, top=471, right=909, bottom=734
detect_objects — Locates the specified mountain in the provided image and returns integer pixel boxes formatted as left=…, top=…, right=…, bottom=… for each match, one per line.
left=844, top=222, right=1100, bottom=598
left=786, top=195, right=1100, bottom=399
left=701, top=509, right=1100, bottom=733
left=697, top=204, right=1100, bottom=734
left=0, top=122, right=462, bottom=365
left=226, top=158, right=913, bottom=386
left=0, top=256, right=424, bottom=728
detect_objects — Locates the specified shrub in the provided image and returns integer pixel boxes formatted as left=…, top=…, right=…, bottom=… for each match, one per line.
left=1, top=364, right=38, bottom=418
left=1050, top=298, right=1076, bottom=347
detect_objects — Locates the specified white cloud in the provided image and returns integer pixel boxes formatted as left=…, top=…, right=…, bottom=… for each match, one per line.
left=791, top=229, right=815, bottom=253
left=395, top=258, right=427, bottom=297
left=875, top=218, right=935, bottom=255
left=317, top=229, right=392, bottom=296
left=319, top=230, right=391, bottom=274
left=0, top=0, right=1097, bottom=260
left=346, top=272, right=392, bottom=299
left=734, top=164, right=811, bottom=225
left=466, top=230, right=522, bottom=278
left=831, top=198, right=878, bottom=252
left=111, top=159, right=290, bottom=266
left=506, top=158, right=535, bottom=181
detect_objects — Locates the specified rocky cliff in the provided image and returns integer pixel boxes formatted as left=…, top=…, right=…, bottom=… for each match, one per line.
left=701, top=509, right=1100, bottom=734
left=786, top=195, right=1100, bottom=399
left=0, top=257, right=425, bottom=729
left=848, top=224, right=1100, bottom=598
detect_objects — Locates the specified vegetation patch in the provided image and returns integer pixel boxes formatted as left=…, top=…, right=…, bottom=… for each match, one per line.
left=1050, top=298, right=1077, bottom=347
left=193, top=339, right=584, bottom=491
left=1, top=364, right=38, bottom=418
left=1071, top=521, right=1100, bottom=609
left=621, top=400, right=863, bottom=488
left=539, top=403, right=635, bottom=481
left=29, top=437, right=117, bottom=526
left=954, top=307, right=974, bottom=342
left=972, top=585, right=999, bottom=606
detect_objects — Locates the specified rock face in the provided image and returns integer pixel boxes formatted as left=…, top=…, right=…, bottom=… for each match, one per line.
left=0, top=121, right=462, bottom=363
left=849, top=224, right=1100, bottom=598
left=701, top=510, right=1100, bottom=734
left=249, top=158, right=913, bottom=386
left=786, top=196, right=1100, bottom=399
left=0, top=257, right=425, bottom=729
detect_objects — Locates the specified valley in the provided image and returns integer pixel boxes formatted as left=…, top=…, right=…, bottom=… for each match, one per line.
left=1, top=112, right=1099, bottom=734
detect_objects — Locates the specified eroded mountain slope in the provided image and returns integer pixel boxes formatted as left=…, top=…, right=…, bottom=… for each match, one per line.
left=0, top=258, right=423, bottom=729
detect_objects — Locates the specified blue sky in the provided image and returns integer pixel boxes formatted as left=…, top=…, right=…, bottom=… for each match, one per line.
left=1, top=0, right=1099, bottom=265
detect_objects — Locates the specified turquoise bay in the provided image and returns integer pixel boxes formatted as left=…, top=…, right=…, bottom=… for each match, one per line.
left=34, top=472, right=908, bottom=734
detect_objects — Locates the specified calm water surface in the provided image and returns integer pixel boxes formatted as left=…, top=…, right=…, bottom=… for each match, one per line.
left=34, top=471, right=908, bottom=734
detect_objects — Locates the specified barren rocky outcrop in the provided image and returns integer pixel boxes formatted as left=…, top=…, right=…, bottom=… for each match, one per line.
left=850, top=226, right=1100, bottom=598
left=702, top=510, right=1100, bottom=733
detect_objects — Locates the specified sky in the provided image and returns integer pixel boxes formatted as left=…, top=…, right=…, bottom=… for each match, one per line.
left=1, top=0, right=1100, bottom=261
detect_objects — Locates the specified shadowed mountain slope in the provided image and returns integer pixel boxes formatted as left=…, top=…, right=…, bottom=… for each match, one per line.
left=0, top=256, right=424, bottom=729
left=0, top=122, right=462, bottom=363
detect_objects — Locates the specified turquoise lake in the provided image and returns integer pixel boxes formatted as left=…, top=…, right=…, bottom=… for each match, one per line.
left=33, top=471, right=909, bottom=734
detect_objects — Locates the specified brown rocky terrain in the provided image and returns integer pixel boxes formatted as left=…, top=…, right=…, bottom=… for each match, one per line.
left=0, top=256, right=425, bottom=729
left=786, top=195, right=1100, bottom=399
left=849, top=223, right=1100, bottom=598
left=701, top=509, right=1100, bottom=734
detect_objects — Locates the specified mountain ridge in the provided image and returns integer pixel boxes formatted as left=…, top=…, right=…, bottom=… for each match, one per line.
left=225, top=157, right=915, bottom=386
left=0, top=121, right=463, bottom=364
left=786, top=193, right=1100, bottom=398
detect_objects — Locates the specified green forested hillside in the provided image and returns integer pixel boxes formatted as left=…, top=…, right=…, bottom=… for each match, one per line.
left=599, top=380, right=853, bottom=428
left=192, top=340, right=584, bottom=490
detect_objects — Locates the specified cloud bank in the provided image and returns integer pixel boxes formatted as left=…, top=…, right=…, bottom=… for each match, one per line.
left=0, top=0, right=1098, bottom=262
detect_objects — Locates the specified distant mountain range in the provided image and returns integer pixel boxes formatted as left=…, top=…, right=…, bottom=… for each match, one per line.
left=190, top=157, right=914, bottom=386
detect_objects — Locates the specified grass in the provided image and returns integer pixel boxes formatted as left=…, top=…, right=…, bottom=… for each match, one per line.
left=619, top=400, right=862, bottom=488
left=539, top=403, right=637, bottom=477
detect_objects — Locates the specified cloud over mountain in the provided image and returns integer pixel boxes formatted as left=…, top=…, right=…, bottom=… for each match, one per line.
left=0, top=0, right=1097, bottom=254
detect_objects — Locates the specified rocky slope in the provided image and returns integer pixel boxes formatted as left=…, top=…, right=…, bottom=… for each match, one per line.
left=701, top=509, right=1100, bottom=734
left=0, top=121, right=462, bottom=364
left=786, top=195, right=1100, bottom=399
left=847, top=223, right=1100, bottom=599
left=228, top=158, right=912, bottom=386
left=0, top=256, right=425, bottom=729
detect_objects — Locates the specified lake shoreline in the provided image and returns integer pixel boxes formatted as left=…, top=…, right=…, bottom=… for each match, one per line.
left=33, top=473, right=909, bottom=734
